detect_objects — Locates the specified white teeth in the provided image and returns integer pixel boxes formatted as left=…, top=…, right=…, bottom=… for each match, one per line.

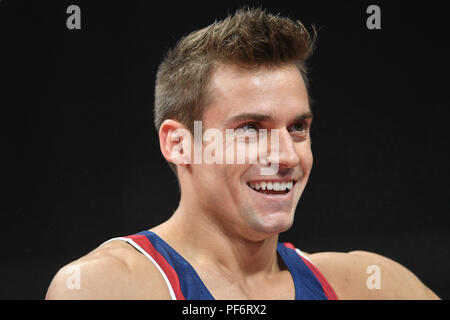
left=248, top=181, right=295, bottom=192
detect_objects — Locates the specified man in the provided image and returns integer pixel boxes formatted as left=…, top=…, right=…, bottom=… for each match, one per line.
left=46, top=8, right=439, bottom=300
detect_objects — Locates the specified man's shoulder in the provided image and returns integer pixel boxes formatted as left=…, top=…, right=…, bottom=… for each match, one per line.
left=45, top=239, right=171, bottom=300
left=304, top=250, right=439, bottom=300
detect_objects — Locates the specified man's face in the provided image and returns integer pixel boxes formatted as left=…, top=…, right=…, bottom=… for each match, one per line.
left=186, top=63, right=313, bottom=241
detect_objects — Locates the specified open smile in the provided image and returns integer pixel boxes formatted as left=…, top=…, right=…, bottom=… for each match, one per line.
left=246, top=180, right=297, bottom=195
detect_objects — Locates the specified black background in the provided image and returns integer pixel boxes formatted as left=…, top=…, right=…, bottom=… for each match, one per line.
left=1, top=0, right=449, bottom=299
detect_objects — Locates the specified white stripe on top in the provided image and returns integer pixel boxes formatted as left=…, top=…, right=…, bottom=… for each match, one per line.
left=100, top=237, right=177, bottom=300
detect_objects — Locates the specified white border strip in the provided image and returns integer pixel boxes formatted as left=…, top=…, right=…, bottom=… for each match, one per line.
left=101, top=237, right=177, bottom=300
left=295, top=248, right=314, bottom=264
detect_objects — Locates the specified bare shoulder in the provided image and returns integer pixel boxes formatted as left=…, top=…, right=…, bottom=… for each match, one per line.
left=45, top=240, right=171, bottom=300
left=304, top=250, right=440, bottom=300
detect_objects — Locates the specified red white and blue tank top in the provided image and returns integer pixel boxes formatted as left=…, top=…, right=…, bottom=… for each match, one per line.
left=102, top=230, right=338, bottom=300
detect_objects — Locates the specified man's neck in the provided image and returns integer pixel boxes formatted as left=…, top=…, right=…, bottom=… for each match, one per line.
left=151, top=206, right=282, bottom=278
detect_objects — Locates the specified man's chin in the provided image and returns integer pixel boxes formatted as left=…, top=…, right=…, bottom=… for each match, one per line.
left=260, top=215, right=294, bottom=234
left=240, top=185, right=297, bottom=239
left=244, top=211, right=295, bottom=240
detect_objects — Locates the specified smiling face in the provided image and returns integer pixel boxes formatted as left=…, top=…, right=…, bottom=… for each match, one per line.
left=180, top=62, right=313, bottom=241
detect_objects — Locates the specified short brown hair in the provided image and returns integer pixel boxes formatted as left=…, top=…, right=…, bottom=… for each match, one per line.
left=154, top=7, right=316, bottom=174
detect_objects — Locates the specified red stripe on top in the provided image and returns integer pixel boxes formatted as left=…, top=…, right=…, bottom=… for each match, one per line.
left=299, top=255, right=338, bottom=300
left=283, top=242, right=339, bottom=300
left=126, top=235, right=185, bottom=300
left=283, top=242, right=296, bottom=250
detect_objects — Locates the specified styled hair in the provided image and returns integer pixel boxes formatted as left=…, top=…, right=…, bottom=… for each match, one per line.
left=154, top=7, right=316, bottom=174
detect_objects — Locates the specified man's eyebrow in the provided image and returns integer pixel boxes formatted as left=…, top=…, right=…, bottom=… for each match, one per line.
left=296, top=111, right=314, bottom=122
left=223, top=113, right=273, bottom=126
left=223, top=110, right=313, bottom=126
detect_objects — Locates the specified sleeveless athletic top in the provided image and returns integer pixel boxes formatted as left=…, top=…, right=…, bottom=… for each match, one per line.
left=102, top=230, right=338, bottom=300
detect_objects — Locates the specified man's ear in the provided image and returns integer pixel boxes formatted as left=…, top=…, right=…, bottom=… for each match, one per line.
left=159, top=119, right=192, bottom=166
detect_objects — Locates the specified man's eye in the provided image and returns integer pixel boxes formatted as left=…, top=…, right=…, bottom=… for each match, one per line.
left=288, top=121, right=307, bottom=132
left=238, top=122, right=259, bottom=131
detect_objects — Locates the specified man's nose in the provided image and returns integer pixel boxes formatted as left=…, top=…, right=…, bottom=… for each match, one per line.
left=268, top=128, right=300, bottom=169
